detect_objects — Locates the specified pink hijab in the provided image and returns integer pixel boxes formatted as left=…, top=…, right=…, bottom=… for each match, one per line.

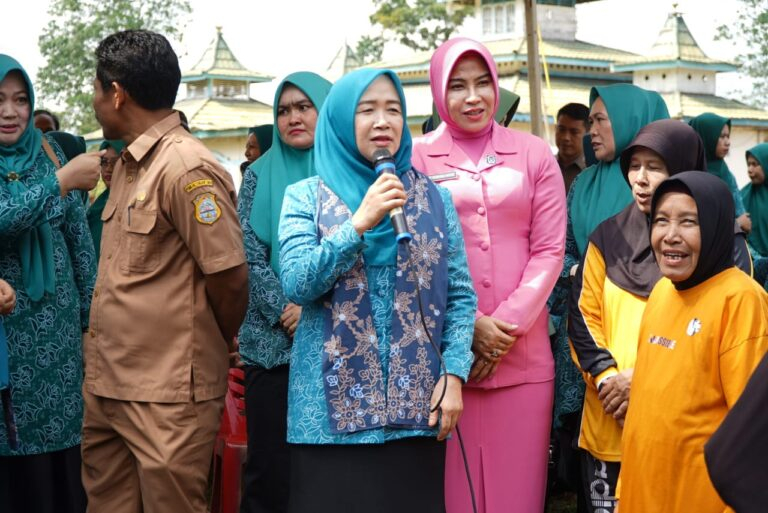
left=429, top=37, right=500, bottom=152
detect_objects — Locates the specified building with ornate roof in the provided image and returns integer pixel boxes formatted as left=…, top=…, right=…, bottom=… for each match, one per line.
left=377, top=0, right=768, bottom=182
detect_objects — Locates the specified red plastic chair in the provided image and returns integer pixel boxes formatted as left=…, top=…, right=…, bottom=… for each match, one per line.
left=210, top=367, right=248, bottom=513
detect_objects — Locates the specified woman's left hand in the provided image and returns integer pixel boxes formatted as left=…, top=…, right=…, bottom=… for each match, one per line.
left=429, top=374, right=463, bottom=441
left=469, top=354, right=501, bottom=382
left=0, top=279, right=16, bottom=315
left=280, top=303, right=302, bottom=337
left=599, top=368, right=633, bottom=415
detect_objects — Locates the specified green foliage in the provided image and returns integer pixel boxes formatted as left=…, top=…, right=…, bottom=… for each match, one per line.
left=370, top=0, right=472, bottom=52
left=717, top=0, right=768, bottom=107
left=37, top=0, right=191, bottom=133
left=355, top=35, right=386, bottom=65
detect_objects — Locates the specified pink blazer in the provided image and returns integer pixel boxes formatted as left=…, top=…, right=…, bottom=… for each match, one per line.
left=412, top=123, right=566, bottom=388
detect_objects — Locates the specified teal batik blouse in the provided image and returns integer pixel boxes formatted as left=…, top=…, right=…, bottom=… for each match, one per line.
left=237, top=165, right=292, bottom=369
left=279, top=177, right=476, bottom=444
left=0, top=135, right=96, bottom=455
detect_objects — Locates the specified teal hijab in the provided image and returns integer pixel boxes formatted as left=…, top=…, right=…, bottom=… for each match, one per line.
left=742, top=143, right=768, bottom=256
left=249, top=72, right=332, bottom=274
left=314, top=69, right=412, bottom=266
left=249, top=125, right=274, bottom=155
left=689, top=113, right=731, bottom=179
left=0, top=55, right=54, bottom=301
left=569, top=84, right=669, bottom=255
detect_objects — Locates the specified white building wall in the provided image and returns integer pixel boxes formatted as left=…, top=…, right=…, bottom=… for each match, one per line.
left=201, top=136, right=247, bottom=191
left=468, top=1, right=577, bottom=42
left=633, top=69, right=717, bottom=95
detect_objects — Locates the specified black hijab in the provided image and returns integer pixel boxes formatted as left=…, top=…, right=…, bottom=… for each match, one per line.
left=588, top=120, right=706, bottom=297
left=650, top=171, right=735, bottom=291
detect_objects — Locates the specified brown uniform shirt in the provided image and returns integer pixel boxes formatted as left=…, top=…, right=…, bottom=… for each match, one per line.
left=86, top=112, right=245, bottom=403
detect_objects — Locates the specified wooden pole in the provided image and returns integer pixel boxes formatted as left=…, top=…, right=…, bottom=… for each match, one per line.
left=524, top=0, right=544, bottom=137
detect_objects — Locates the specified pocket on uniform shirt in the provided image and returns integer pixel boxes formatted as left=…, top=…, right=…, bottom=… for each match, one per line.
left=121, top=208, right=161, bottom=273
left=101, top=200, right=117, bottom=222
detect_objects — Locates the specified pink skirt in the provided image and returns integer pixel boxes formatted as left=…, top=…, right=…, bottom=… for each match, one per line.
left=445, top=381, right=554, bottom=513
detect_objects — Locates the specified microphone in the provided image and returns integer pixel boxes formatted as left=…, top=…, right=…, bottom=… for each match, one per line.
left=372, top=149, right=412, bottom=243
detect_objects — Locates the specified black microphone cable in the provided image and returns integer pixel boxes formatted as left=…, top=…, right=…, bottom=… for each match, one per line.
left=403, top=240, right=479, bottom=513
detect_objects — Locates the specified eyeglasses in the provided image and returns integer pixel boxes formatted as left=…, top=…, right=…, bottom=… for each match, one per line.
left=100, top=156, right=119, bottom=169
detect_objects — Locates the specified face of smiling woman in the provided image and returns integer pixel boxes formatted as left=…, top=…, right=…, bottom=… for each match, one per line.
left=354, top=75, right=403, bottom=163
left=445, top=53, right=495, bottom=133
left=651, top=190, right=702, bottom=283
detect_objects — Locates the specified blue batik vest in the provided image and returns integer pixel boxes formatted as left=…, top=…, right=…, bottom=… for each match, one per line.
left=317, top=170, right=449, bottom=434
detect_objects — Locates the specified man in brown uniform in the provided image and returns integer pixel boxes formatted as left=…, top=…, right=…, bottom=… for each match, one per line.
left=82, top=30, right=248, bottom=513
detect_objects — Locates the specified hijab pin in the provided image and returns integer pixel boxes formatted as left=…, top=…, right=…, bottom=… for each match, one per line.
left=7, top=172, right=19, bottom=181
left=485, top=155, right=496, bottom=165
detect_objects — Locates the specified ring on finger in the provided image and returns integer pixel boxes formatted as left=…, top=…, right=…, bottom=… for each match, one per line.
left=491, top=349, right=500, bottom=358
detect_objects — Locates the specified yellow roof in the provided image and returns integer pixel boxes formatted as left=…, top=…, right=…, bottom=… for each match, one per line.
left=402, top=75, right=768, bottom=126
left=175, top=98, right=273, bottom=133
left=83, top=98, right=273, bottom=142
left=662, top=92, right=768, bottom=123
left=376, top=37, right=639, bottom=75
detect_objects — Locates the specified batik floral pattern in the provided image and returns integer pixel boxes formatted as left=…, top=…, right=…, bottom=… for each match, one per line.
left=237, top=166, right=291, bottom=368
left=279, top=175, right=476, bottom=444
left=317, top=171, right=448, bottom=433
left=0, top=135, right=96, bottom=455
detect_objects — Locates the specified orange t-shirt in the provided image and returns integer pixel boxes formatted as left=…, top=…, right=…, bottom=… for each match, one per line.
left=618, top=268, right=768, bottom=513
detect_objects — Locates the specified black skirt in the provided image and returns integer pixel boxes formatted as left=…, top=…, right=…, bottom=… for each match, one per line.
left=0, top=444, right=86, bottom=513
left=289, top=437, right=446, bottom=513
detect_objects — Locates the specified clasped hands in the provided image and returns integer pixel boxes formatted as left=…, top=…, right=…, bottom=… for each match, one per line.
left=469, top=316, right=518, bottom=382
left=228, top=303, right=302, bottom=368
left=598, top=368, right=633, bottom=427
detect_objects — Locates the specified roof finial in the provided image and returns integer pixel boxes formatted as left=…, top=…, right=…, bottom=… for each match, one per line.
left=216, top=25, right=223, bottom=35
left=672, top=2, right=681, bottom=15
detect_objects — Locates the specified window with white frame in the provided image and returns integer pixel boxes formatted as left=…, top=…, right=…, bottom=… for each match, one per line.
left=481, top=1, right=515, bottom=35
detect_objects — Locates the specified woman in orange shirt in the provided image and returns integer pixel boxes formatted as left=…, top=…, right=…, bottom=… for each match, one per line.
left=618, top=172, right=768, bottom=513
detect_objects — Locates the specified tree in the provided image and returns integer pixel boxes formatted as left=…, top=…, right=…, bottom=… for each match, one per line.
left=717, top=0, right=768, bottom=108
left=37, top=0, right=191, bottom=133
left=370, top=0, right=472, bottom=52
left=355, top=35, right=386, bottom=65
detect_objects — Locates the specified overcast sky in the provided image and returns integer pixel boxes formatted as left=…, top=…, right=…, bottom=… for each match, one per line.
left=1, top=0, right=749, bottom=103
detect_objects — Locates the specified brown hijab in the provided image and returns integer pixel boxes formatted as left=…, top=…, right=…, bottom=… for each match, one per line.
left=589, top=120, right=706, bottom=297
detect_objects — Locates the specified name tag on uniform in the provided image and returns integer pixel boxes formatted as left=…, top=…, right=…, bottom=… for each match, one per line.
left=430, top=171, right=458, bottom=183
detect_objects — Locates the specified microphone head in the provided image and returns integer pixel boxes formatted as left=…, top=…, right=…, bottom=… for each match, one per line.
left=372, top=148, right=394, bottom=165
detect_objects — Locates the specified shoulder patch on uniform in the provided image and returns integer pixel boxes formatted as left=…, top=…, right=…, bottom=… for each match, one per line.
left=185, top=179, right=213, bottom=193
left=193, top=192, right=221, bottom=225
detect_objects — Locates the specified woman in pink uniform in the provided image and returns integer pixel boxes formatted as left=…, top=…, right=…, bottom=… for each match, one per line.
left=412, top=37, right=566, bottom=513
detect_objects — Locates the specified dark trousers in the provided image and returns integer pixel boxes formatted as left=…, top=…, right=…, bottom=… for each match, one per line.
left=0, top=445, right=86, bottom=513
left=240, top=364, right=290, bottom=513
left=581, top=450, right=620, bottom=513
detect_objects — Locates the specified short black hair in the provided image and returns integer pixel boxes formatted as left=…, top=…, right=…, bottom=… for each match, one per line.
left=96, top=30, right=181, bottom=110
left=557, top=103, right=589, bottom=125
left=33, top=109, right=60, bottom=131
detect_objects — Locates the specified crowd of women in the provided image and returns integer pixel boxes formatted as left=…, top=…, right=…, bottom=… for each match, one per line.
left=1, top=31, right=768, bottom=513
